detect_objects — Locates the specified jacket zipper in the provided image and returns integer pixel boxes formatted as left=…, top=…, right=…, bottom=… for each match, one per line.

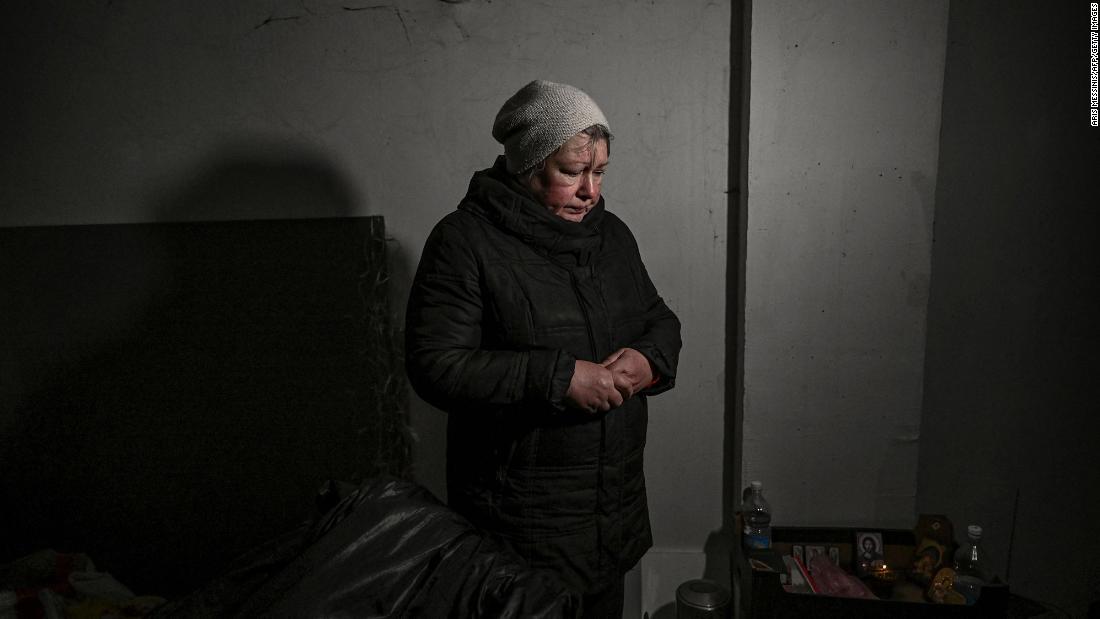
left=570, top=269, right=599, bottom=361
left=571, top=267, right=606, bottom=572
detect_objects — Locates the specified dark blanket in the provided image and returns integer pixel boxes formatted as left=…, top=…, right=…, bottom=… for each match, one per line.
left=152, top=477, right=580, bottom=618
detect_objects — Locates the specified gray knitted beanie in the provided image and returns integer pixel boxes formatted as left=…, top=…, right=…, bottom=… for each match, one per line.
left=492, top=80, right=609, bottom=174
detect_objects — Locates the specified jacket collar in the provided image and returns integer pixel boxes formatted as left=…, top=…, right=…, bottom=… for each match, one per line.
left=458, top=157, right=604, bottom=266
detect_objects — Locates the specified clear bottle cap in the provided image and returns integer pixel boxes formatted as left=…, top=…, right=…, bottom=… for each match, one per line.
left=967, top=524, right=982, bottom=538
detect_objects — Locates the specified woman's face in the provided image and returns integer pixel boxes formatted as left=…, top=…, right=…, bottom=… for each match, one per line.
left=525, top=133, right=609, bottom=223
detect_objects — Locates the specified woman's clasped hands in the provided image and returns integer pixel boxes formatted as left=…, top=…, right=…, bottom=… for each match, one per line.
left=565, top=347, right=654, bottom=414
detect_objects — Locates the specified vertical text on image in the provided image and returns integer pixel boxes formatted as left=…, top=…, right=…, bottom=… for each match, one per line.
left=1092, top=4, right=1099, bottom=125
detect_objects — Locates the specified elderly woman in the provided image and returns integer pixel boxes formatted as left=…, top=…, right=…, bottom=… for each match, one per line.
left=405, top=80, right=681, bottom=617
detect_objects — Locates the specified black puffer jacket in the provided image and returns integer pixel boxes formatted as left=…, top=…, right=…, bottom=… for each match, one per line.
left=405, top=157, right=681, bottom=595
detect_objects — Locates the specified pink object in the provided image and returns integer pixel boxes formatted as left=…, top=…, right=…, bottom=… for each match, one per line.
left=807, top=554, right=878, bottom=599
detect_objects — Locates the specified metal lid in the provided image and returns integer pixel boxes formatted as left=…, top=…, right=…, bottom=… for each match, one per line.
left=676, top=579, right=730, bottom=610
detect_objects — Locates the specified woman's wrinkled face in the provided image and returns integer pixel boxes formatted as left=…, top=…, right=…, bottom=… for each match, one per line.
left=525, top=133, right=609, bottom=223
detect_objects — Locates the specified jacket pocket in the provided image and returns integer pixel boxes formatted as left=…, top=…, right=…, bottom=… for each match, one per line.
left=496, top=465, right=602, bottom=594
left=497, top=463, right=596, bottom=536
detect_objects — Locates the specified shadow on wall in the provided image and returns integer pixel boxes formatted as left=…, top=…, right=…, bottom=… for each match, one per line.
left=0, top=143, right=413, bottom=597
left=148, top=140, right=361, bottom=224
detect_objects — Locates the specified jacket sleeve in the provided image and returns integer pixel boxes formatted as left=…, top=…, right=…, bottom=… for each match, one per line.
left=620, top=224, right=682, bottom=396
left=404, top=217, right=576, bottom=412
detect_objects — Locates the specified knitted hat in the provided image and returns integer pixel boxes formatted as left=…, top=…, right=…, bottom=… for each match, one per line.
left=492, top=80, right=610, bottom=174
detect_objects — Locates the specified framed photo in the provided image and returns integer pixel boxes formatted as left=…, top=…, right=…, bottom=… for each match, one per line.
left=855, top=531, right=885, bottom=576
left=791, top=544, right=805, bottom=564
left=828, top=546, right=840, bottom=566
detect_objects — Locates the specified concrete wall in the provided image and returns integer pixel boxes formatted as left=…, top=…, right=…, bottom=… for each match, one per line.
left=742, top=0, right=949, bottom=527
left=918, top=3, right=1099, bottom=615
left=1, top=1, right=728, bottom=614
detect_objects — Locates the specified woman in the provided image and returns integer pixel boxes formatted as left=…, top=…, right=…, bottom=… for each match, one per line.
left=405, top=80, right=681, bottom=618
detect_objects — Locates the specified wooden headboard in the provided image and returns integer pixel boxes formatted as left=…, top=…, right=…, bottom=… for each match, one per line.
left=0, top=216, right=408, bottom=596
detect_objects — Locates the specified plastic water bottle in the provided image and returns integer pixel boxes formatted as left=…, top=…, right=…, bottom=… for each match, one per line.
left=741, top=481, right=772, bottom=549
left=953, top=524, right=987, bottom=605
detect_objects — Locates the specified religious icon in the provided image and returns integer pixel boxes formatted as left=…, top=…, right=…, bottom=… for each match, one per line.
left=855, top=531, right=884, bottom=576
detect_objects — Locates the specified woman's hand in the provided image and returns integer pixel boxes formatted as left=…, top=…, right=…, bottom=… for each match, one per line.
left=600, top=348, right=655, bottom=399
left=565, top=360, right=624, bottom=413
